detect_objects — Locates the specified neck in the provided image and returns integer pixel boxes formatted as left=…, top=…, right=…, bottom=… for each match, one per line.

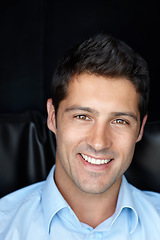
left=54, top=164, right=122, bottom=228
left=68, top=181, right=121, bottom=228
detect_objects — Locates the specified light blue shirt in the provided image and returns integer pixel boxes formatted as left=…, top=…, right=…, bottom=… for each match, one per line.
left=0, top=165, right=160, bottom=240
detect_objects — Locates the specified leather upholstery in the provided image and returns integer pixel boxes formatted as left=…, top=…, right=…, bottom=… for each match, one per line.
left=0, top=111, right=55, bottom=198
left=0, top=111, right=160, bottom=198
left=126, top=121, right=160, bottom=192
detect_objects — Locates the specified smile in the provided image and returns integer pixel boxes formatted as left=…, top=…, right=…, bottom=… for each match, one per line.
left=81, top=153, right=112, bottom=165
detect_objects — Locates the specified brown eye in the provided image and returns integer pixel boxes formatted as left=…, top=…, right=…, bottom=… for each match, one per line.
left=75, top=115, right=90, bottom=121
left=112, top=119, right=129, bottom=125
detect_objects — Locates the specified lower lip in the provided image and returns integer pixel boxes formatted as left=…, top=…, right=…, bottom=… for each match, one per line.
left=78, top=154, right=113, bottom=171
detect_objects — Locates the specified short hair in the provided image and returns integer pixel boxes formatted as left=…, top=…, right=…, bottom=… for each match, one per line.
left=51, top=34, right=150, bottom=122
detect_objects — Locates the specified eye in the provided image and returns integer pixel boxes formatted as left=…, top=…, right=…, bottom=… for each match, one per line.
left=112, top=119, right=129, bottom=125
left=74, top=115, right=90, bottom=121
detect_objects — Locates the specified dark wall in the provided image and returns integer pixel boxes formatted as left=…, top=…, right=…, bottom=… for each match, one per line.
left=0, top=0, right=159, bottom=121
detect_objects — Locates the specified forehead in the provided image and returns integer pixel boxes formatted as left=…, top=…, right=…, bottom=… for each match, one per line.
left=60, top=73, right=140, bottom=117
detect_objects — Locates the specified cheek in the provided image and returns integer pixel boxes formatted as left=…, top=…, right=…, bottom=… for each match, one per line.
left=115, top=133, right=137, bottom=162
left=59, top=121, right=88, bottom=143
left=122, top=144, right=136, bottom=172
left=56, top=124, right=82, bottom=157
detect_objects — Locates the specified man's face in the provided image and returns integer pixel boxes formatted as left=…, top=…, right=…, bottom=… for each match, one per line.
left=47, top=73, right=146, bottom=195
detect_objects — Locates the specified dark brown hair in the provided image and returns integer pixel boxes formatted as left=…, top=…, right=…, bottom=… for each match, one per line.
left=51, top=34, right=150, bottom=123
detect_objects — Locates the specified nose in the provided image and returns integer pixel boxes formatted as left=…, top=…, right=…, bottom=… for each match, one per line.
left=87, top=122, right=112, bottom=152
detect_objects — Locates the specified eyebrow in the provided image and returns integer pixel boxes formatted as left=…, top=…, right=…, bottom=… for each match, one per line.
left=65, top=106, right=99, bottom=116
left=65, top=106, right=138, bottom=122
left=112, top=112, right=138, bottom=122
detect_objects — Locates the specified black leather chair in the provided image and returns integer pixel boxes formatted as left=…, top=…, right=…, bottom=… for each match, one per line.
left=0, top=111, right=160, bottom=198
left=126, top=121, right=160, bottom=192
left=0, top=111, right=56, bottom=198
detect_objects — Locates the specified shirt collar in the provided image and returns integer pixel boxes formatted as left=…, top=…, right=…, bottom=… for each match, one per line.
left=42, top=166, right=138, bottom=234
left=95, top=176, right=138, bottom=234
left=42, top=165, right=69, bottom=234
left=114, top=175, right=139, bottom=233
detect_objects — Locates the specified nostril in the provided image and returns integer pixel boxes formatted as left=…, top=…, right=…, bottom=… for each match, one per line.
left=87, top=136, right=112, bottom=151
left=87, top=123, right=112, bottom=151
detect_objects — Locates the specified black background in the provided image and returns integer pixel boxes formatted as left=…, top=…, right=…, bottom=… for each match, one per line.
left=0, top=0, right=159, bottom=121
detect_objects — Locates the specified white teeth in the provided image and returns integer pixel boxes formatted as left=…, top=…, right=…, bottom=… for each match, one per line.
left=81, top=154, right=111, bottom=165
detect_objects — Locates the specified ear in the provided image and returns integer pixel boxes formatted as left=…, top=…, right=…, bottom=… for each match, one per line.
left=47, top=98, right=57, bottom=135
left=136, top=115, right=148, bottom=143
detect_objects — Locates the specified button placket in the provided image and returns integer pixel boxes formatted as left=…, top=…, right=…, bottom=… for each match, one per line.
left=84, top=231, right=103, bottom=240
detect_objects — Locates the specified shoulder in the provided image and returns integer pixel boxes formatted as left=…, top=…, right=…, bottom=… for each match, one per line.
left=0, top=181, right=48, bottom=239
left=128, top=184, right=160, bottom=236
left=0, top=181, right=44, bottom=218
left=142, top=190, right=160, bottom=212
left=130, top=183, right=160, bottom=214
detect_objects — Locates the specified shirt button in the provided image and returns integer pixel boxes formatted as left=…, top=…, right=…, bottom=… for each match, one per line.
left=91, top=233, right=95, bottom=239
left=94, top=232, right=102, bottom=239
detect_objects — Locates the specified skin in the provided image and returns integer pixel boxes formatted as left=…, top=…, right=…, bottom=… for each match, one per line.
left=47, top=73, right=147, bottom=228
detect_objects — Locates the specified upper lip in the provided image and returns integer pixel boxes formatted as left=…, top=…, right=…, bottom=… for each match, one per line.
left=80, top=153, right=113, bottom=160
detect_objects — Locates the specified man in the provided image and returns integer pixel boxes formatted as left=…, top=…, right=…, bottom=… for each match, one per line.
left=0, top=34, right=160, bottom=239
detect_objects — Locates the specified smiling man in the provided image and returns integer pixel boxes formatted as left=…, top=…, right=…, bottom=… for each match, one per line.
left=0, top=34, right=160, bottom=239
